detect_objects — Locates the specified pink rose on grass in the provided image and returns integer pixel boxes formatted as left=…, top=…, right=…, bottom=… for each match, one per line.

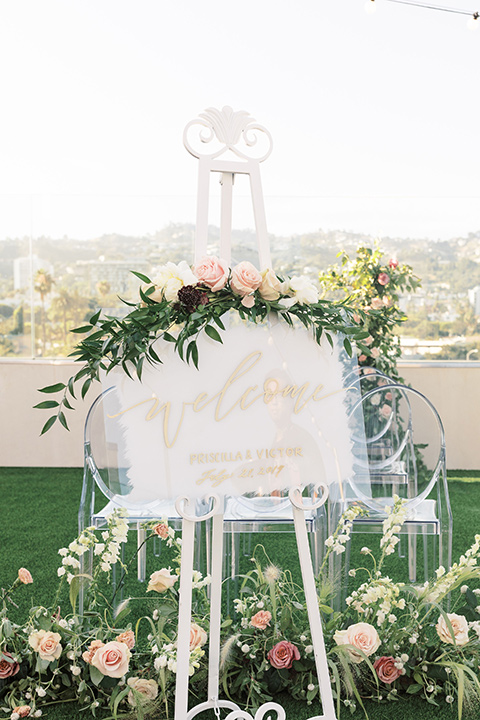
left=28, top=630, right=62, bottom=662
left=258, top=268, right=282, bottom=301
left=153, top=522, right=169, bottom=539
left=267, top=640, right=300, bottom=669
left=18, top=568, right=33, bottom=584
left=378, top=272, right=390, bottom=286
left=193, top=255, right=229, bottom=291
left=190, top=623, right=208, bottom=650
left=0, top=651, right=20, bottom=678
left=13, top=706, right=31, bottom=718
left=91, top=640, right=131, bottom=678
left=147, top=568, right=178, bottom=593
left=436, top=613, right=469, bottom=647
left=374, top=656, right=402, bottom=684
left=333, top=622, right=381, bottom=664
left=251, top=610, right=272, bottom=630
left=230, top=261, right=262, bottom=297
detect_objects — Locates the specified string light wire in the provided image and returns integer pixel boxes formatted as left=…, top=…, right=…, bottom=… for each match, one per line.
left=368, top=0, right=479, bottom=19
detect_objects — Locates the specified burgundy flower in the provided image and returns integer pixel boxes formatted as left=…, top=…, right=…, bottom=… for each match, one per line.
left=177, top=285, right=209, bottom=313
left=0, top=651, right=20, bottom=679
left=267, top=640, right=300, bottom=669
left=373, top=656, right=402, bottom=684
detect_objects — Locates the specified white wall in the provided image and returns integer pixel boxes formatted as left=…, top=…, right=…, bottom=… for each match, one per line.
left=1, top=358, right=479, bottom=470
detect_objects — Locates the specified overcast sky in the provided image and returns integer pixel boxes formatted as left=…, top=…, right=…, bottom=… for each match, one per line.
left=0, top=0, right=479, bottom=241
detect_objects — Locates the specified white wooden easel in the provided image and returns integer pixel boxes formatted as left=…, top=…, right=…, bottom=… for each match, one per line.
left=174, top=106, right=337, bottom=720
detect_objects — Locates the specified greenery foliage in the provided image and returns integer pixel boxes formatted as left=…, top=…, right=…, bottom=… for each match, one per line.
left=35, top=263, right=368, bottom=435
left=319, top=244, right=421, bottom=380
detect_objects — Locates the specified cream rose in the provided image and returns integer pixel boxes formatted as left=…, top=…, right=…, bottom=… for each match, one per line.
left=91, top=640, right=131, bottom=678
left=193, top=255, right=229, bottom=291
left=145, top=261, right=198, bottom=303
left=230, top=261, right=262, bottom=297
left=333, top=622, right=381, bottom=663
left=258, top=268, right=282, bottom=301
left=147, top=568, right=178, bottom=593
left=127, top=676, right=158, bottom=706
left=371, top=297, right=383, bottom=310
left=28, top=630, right=62, bottom=662
left=189, top=623, right=208, bottom=650
left=436, top=613, right=469, bottom=647
left=279, top=276, right=319, bottom=307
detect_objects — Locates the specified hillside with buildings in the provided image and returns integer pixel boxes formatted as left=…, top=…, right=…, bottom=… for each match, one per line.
left=1, top=225, right=480, bottom=358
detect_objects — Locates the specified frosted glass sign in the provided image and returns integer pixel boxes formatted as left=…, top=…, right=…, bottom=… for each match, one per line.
left=103, top=319, right=357, bottom=502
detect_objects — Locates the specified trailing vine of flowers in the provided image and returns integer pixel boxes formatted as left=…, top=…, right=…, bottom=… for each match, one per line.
left=319, top=244, right=421, bottom=380
left=34, top=256, right=369, bottom=434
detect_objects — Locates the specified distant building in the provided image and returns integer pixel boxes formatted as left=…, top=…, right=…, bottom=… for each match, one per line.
left=13, top=255, right=52, bottom=290
left=468, top=286, right=480, bottom=316
left=75, top=258, right=150, bottom=296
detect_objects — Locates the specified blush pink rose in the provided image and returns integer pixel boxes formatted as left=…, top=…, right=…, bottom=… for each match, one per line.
left=371, top=347, right=380, bottom=358
left=28, top=630, right=62, bottom=662
left=379, top=404, right=392, bottom=419
left=0, top=651, right=20, bottom=678
left=193, top=256, right=229, bottom=291
left=18, top=568, right=33, bottom=584
left=378, top=273, right=390, bottom=286
left=116, top=630, right=135, bottom=650
left=358, top=354, right=367, bottom=363
left=230, top=261, right=262, bottom=297
left=190, top=623, right=208, bottom=650
left=371, top=297, right=383, bottom=310
left=153, top=522, right=170, bottom=539
left=250, top=610, right=272, bottom=630
left=333, top=622, right=381, bottom=664
left=91, top=640, right=131, bottom=678
left=374, top=656, right=402, bottom=683
left=241, top=294, right=255, bottom=308
left=267, top=640, right=300, bottom=669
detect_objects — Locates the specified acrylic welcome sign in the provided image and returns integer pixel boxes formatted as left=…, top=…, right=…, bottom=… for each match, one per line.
left=100, top=317, right=357, bottom=504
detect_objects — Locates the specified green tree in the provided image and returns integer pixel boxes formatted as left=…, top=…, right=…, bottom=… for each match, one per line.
left=34, top=269, right=55, bottom=355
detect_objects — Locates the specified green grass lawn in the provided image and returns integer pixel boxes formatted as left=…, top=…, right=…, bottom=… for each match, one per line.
left=1, top=467, right=480, bottom=719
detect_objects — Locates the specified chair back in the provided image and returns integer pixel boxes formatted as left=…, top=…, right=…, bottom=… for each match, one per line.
left=346, top=383, right=447, bottom=516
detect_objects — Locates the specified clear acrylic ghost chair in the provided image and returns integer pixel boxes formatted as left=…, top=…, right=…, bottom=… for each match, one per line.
left=78, top=386, right=187, bottom=603
left=216, top=376, right=331, bottom=603
left=330, top=383, right=452, bottom=595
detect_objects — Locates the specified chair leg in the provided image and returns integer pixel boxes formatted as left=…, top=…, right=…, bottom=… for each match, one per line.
left=137, top=524, right=146, bottom=582
left=408, top=528, right=417, bottom=583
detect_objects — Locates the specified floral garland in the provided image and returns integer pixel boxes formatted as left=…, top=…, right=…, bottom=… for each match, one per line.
left=35, top=256, right=369, bottom=433
left=2, top=502, right=480, bottom=719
